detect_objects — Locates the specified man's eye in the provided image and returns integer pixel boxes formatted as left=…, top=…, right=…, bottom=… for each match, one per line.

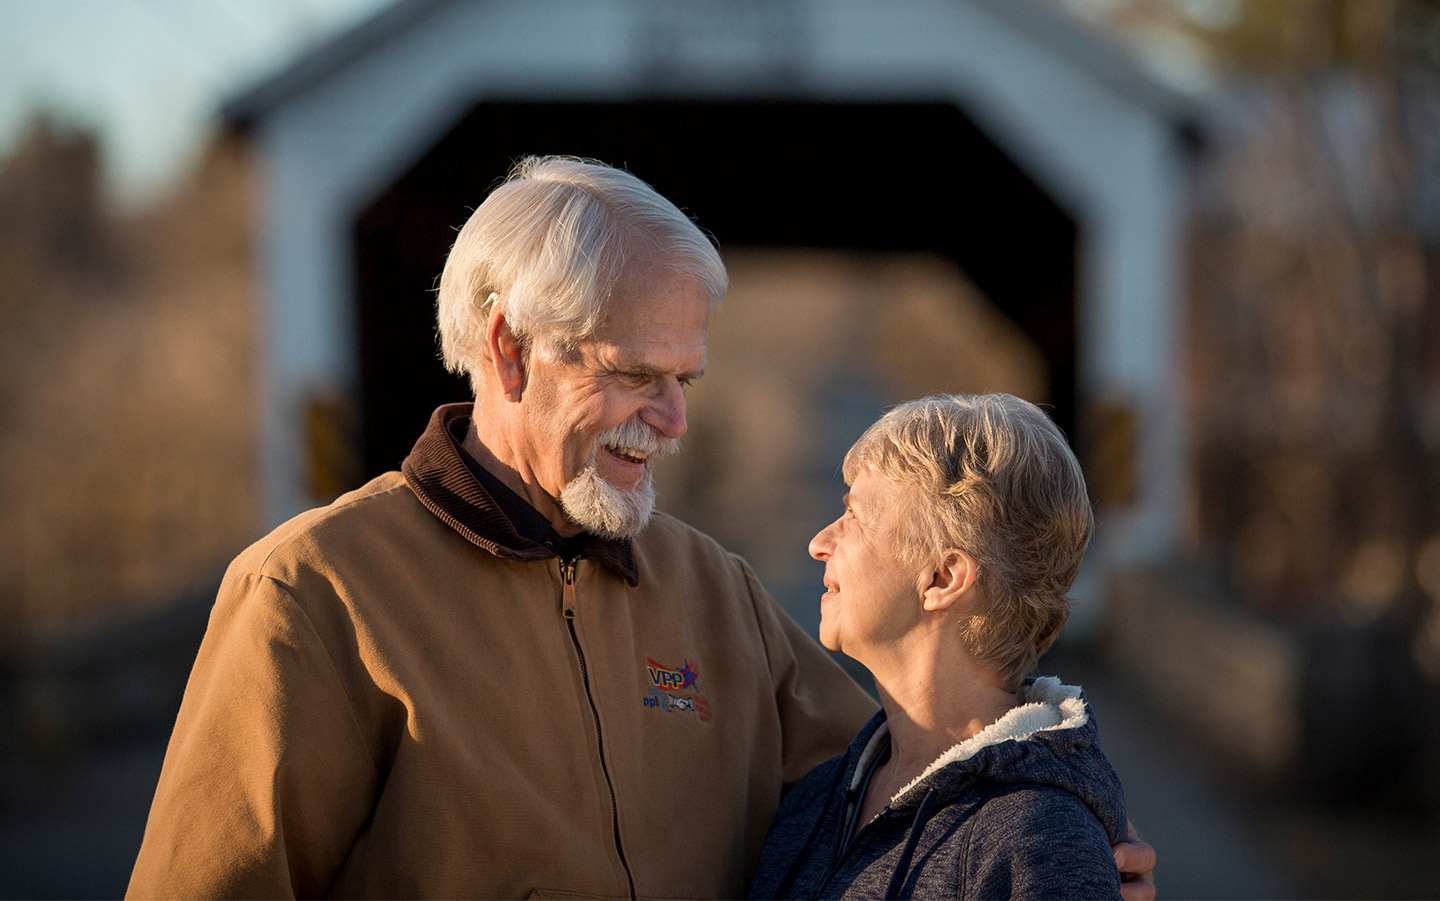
left=611, top=371, right=649, bottom=387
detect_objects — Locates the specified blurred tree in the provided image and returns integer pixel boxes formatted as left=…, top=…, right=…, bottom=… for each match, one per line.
left=0, top=116, right=259, bottom=633
left=1061, top=0, right=1440, bottom=674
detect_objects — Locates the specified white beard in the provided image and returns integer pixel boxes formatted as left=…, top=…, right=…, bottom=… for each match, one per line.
left=559, top=463, right=657, bottom=539
left=558, top=418, right=678, bottom=539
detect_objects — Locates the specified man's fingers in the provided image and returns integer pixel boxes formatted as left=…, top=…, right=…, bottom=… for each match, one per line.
left=1113, top=839, right=1156, bottom=874
left=1114, top=819, right=1157, bottom=901
left=1119, top=871, right=1156, bottom=901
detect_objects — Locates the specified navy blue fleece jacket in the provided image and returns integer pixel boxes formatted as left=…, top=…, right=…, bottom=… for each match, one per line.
left=748, top=677, right=1127, bottom=900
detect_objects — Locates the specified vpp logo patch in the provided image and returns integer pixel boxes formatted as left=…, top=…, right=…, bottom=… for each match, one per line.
left=642, top=657, right=710, bottom=723
left=646, top=657, right=698, bottom=692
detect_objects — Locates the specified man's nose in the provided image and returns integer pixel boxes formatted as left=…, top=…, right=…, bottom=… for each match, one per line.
left=641, top=378, right=688, bottom=439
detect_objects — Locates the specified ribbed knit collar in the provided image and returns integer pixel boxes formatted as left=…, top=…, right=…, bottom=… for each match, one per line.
left=401, top=403, right=639, bottom=586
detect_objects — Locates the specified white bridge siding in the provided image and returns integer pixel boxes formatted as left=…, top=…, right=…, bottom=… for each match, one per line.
left=241, top=0, right=1191, bottom=578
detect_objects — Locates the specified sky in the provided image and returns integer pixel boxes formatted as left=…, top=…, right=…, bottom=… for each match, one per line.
left=0, top=0, right=392, bottom=206
left=0, top=0, right=1242, bottom=210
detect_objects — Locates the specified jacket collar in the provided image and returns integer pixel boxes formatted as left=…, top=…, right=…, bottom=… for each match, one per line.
left=401, top=403, right=639, bottom=586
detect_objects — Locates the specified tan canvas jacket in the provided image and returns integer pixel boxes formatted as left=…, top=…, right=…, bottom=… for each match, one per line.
left=127, top=404, right=876, bottom=899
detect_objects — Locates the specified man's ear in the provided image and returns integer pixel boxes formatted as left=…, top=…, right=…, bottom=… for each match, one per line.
left=922, top=549, right=978, bottom=612
left=486, top=309, right=528, bottom=401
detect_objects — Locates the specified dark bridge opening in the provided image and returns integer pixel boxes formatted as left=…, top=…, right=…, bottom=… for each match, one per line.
left=353, top=100, right=1076, bottom=481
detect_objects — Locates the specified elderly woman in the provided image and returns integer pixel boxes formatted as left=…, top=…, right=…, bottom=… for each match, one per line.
left=748, top=394, right=1127, bottom=900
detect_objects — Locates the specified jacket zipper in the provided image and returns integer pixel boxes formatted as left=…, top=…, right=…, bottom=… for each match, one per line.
left=561, top=557, right=637, bottom=899
left=819, top=784, right=953, bottom=897
left=822, top=742, right=888, bottom=891
left=820, top=810, right=883, bottom=896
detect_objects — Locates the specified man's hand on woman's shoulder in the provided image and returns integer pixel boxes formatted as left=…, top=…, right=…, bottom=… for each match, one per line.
left=1114, top=820, right=1156, bottom=901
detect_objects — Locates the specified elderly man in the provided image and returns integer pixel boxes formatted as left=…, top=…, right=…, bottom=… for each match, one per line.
left=129, top=156, right=1154, bottom=899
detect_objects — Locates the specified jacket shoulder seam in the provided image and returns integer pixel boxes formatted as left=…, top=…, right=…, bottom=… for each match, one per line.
left=250, top=477, right=417, bottom=572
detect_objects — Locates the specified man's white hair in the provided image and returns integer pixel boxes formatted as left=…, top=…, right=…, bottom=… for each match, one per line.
left=436, top=155, right=728, bottom=388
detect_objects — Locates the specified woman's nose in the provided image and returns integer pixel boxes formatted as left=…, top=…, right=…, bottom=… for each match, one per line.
left=809, top=520, right=838, bottom=561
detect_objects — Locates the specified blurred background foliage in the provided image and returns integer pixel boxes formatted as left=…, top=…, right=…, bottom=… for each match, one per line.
left=0, top=124, right=257, bottom=634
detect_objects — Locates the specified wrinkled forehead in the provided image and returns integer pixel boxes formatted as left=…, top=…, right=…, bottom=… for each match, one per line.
left=593, top=267, right=711, bottom=348
left=846, top=470, right=916, bottom=517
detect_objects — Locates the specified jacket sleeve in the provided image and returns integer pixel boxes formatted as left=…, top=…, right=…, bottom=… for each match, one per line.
left=743, top=564, right=877, bottom=788
left=961, top=787, right=1123, bottom=900
left=127, top=572, right=380, bottom=899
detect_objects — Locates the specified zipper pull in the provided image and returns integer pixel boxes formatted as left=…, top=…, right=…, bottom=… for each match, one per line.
left=560, top=558, right=578, bottom=620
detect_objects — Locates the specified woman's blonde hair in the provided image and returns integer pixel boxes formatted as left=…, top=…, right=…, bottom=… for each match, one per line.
left=843, top=393, right=1094, bottom=688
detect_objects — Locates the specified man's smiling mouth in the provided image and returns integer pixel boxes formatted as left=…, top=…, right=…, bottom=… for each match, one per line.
left=605, top=444, right=649, bottom=465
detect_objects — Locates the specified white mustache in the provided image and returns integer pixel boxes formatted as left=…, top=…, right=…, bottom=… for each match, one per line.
left=596, top=418, right=679, bottom=462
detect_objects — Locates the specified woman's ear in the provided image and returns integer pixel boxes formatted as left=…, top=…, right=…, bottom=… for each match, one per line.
left=923, top=549, right=978, bottom=612
left=486, top=309, right=528, bottom=401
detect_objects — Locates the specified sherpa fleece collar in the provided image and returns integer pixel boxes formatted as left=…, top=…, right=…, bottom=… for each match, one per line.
left=401, top=403, right=639, bottom=585
left=877, top=676, right=1089, bottom=802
